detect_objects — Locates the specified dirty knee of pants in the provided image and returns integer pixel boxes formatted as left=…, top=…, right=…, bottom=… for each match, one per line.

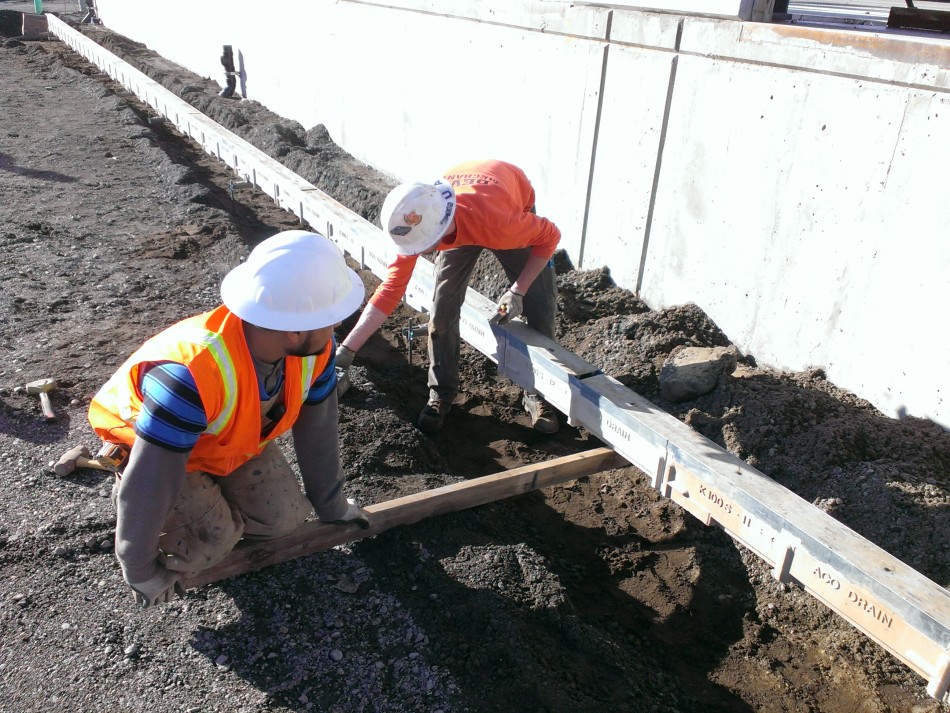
left=218, top=442, right=312, bottom=539
left=159, top=470, right=245, bottom=573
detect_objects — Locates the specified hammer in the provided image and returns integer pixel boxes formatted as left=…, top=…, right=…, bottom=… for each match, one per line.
left=52, top=445, right=115, bottom=477
left=25, top=378, right=56, bottom=420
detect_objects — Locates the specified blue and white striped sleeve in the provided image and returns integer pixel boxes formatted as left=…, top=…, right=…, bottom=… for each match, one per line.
left=134, top=362, right=208, bottom=452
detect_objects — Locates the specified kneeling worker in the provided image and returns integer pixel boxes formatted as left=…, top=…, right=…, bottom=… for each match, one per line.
left=335, top=159, right=562, bottom=434
left=88, top=230, right=370, bottom=607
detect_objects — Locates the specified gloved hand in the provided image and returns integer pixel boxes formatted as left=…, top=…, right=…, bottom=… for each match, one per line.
left=335, top=345, right=356, bottom=370
left=335, top=345, right=356, bottom=398
left=326, top=497, right=371, bottom=530
left=490, top=289, right=524, bottom=325
left=127, top=566, right=185, bottom=608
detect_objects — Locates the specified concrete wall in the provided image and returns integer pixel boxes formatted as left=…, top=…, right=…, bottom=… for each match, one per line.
left=91, top=0, right=950, bottom=428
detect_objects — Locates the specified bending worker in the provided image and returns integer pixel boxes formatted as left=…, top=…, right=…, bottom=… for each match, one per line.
left=335, top=159, right=561, bottom=434
left=88, top=230, right=371, bottom=608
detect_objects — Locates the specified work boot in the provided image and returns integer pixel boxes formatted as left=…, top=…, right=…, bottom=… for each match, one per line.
left=523, top=393, right=559, bottom=434
left=418, top=398, right=452, bottom=433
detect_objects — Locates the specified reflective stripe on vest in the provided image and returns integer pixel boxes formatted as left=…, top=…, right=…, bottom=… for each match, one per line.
left=173, top=325, right=238, bottom=436
left=299, top=356, right=317, bottom=404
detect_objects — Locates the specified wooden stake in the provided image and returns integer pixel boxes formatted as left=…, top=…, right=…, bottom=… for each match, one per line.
left=183, top=447, right=628, bottom=589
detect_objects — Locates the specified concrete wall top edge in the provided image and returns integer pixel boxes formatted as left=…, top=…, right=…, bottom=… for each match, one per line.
left=349, top=0, right=610, bottom=38
left=679, top=16, right=950, bottom=90
left=550, top=0, right=751, bottom=20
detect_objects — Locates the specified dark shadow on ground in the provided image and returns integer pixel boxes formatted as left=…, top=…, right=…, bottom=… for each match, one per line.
left=192, top=496, right=754, bottom=712
left=0, top=153, right=77, bottom=183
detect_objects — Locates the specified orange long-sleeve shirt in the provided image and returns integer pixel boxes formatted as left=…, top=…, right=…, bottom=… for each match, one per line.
left=368, top=160, right=561, bottom=316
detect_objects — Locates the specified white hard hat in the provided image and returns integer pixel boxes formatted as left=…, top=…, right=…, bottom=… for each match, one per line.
left=221, top=230, right=364, bottom=331
left=379, top=179, right=456, bottom=256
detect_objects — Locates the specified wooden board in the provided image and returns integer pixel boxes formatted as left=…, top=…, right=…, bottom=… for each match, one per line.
left=183, top=447, right=628, bottom=589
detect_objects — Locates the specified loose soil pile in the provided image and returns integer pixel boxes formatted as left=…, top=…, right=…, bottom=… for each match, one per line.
left=1, top=11, right=947, bottom=713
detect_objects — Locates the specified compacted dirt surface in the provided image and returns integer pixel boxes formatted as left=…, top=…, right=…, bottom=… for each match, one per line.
left=1, top=11, right=948, bottom=713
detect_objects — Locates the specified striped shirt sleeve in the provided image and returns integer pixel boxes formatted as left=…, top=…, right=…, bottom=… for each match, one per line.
left=134, top=361, right=207, bottom=452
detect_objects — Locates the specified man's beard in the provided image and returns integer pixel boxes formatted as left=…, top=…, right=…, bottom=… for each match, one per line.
left=287, top=337, right=329, bottom=358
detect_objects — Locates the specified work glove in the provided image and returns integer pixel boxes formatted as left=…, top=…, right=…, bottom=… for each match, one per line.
left=334, top=345, right=356, bottom=398
left=127, top=567, right=185, bottom=608
left=326, top=498, right=371, bottom=530
left=335, top=345, right=356, bottom=370
left=490, top=289, right=524, bottom=325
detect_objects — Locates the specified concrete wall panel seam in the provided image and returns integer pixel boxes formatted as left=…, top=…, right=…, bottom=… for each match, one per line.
left=637, top=53, right=679, bottom=297
left=578, top=37, right=612, bottom=269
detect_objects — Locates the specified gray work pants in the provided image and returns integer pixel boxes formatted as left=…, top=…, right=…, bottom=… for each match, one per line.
left=427, top=245, right=557, bottom=402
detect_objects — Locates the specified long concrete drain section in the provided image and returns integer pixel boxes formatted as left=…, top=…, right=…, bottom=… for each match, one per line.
left=49, top=14, right=950, bottom=702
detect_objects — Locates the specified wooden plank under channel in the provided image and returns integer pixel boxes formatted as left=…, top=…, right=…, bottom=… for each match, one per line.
left=183, top=447, right=629, bottom=589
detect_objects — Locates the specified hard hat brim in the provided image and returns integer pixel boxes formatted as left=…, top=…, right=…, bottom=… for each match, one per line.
left=222, top=263, right=364, bottom=331
left=392, top=228, right=449, bottom=257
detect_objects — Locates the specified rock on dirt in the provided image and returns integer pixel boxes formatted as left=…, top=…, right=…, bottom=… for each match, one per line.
left=0, top=11, right=948, bottom=713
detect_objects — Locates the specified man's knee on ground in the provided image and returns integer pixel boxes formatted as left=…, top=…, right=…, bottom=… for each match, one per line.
left=160, top=490, right=245, bottom=573
left=239, top=496, right=311, bottom=539
left=220, top=442, right=313, bottom=539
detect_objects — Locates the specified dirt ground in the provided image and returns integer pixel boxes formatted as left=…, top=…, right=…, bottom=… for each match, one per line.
left=1, top=10, right=948, bottom=713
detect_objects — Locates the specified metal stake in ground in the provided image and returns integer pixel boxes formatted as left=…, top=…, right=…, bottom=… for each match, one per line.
left=403, top=320, right=428, bottom=375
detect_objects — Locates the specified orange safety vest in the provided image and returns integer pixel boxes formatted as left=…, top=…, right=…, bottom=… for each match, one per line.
left=88, top=305, right=329, bottom=476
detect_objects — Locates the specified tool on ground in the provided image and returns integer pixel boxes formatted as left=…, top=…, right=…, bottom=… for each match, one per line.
left=52, top=444, right=124, bottom=477
left=25, top=379, right=56, bottom=420
left=228, top=179, right=252, bottom=200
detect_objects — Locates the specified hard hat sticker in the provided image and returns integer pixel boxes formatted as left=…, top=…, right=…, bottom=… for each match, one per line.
left=403, top=211, right=422, bottom=226
left=391, top=226, right=412, bottom=236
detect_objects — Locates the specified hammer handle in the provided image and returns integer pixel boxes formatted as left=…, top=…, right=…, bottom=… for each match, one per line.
left=38, top=392, right=55, bottom=420
left=76, top=456, right=114, bottom=472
